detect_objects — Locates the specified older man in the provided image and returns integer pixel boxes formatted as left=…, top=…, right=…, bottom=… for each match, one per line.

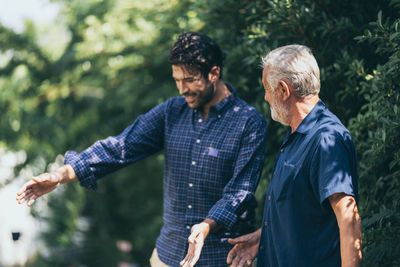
left=227, top=45, right=362, bottom=267
left=17, top=32, right=267, bottom=267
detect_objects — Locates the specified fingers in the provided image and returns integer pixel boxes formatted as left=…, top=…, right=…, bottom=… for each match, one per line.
left=180, top=253, right=198, bottom=267
left=180, top=250, right=196, bottom=267
left=180, top=252, right=192, bottom=266
left=16, top=178, right=40, bottom=205
left=16, top=189, right=34, bottom=204
left=232, top=251, right=248, bottom=267
left=181, top=235, right=204, bottom=267
left=238, top=256, right=253, bottom=267
left=32, top=175, right=43, bottom=183
left=228, top=234, right=249, bottom=245
left=228, top=238, right=237, bottom=245
left=16, top=189, right=30, bottom=201
left=230, top=251, right=254, bottom=267
left=227, top=247, right=237, bottom=264
left=227, top=244, right=255, bottom=267
left=190, top=242, right=202, bottom=266
left=27, top=195, right=38, bottom=207
left=17, top=179, right=38, bottom=196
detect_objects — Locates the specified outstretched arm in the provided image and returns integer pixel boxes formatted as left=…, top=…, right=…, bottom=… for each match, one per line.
left=16, top=164, right=77, bottom=206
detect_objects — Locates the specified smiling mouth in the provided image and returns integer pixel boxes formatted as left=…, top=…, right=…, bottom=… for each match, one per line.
left=184, top=93, right=197, bottom=103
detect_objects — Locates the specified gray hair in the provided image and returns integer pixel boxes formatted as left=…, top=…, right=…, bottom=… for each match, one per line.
left=261, top=45, right=320, bottom=97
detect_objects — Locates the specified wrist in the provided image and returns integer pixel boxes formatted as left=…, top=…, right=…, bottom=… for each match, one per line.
left=199, top=222, right=210, bottom=237
left=55, top=164, right=77, bottom=184
left=203, top=218, right=222, bottom=235
left=254, top=228, right=262, bottom=241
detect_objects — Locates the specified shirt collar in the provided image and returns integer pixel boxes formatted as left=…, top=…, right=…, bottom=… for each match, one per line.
left=293, top=99, right=326, bottom=135
left=210, top=82, right=237, bottom=113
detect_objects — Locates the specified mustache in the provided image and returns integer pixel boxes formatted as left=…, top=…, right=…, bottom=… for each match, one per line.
left=183, top=92, right=197, bottom=97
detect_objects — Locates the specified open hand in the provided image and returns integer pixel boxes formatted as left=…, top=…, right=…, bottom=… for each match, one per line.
left=16, top=172, right=62, bottom=206
left=227, top=228, right=261, bottom=267
left=180, top=222, right=210, bottom=267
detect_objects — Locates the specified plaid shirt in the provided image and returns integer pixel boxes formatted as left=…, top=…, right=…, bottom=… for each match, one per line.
left=64, top=84, right=267, bottom=266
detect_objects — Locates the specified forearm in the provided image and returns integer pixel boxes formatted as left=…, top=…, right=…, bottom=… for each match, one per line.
left=339, top=214, right=362, bottom=267
left=330, top=193, right=362, bottom=267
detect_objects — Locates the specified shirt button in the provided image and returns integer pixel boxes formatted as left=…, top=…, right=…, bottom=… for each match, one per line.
left=281, top=148, right=284, bottom=152
left=198, top=119, right=203, bottom=123
left=188, top=183, right=193, bottom=187
left=188, top=205, right=192, bottom=209
left=192, top=161, right=196, bottom=165
left=186, top=225, right=191, bottom=229
left=268, top=195, right=271, bottom=200
left=218, top=114, right=221, bottom=118
left=196, top=139, right=201, bottom=143
left=264, top=221, right=268, bottom=227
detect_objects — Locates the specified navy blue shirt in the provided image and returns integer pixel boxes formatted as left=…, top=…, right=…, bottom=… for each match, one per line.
left=65, top=84, right=267, bottom=267
left=257, top=100, right=358, bottom=267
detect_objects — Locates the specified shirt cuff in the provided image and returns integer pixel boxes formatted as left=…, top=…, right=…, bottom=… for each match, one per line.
left=320, top=185, right=356, bottom=205
left=206, top=203, right=237, bottom=230
left=64, top=150, right=98, bottom=190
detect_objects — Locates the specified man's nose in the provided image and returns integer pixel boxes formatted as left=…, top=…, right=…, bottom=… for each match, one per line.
left=178, top=82, right=189, bottom=95
left=264, top=91, right=269, bottom=102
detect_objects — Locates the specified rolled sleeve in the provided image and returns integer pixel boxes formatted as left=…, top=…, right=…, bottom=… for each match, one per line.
left=65, top=150, right=98, bottom=190
left=207, top=199, right=237, bottom=229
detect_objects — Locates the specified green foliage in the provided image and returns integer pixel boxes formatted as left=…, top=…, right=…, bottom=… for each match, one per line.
left=349, top=14, right=400, bottom=266
left=28, top=183, right=86, bottom=267
left=197, top=0, right=400, bottom=265
left=1, top=0, right=192, bottom=266
left=0, top=0, right=399, bottom=266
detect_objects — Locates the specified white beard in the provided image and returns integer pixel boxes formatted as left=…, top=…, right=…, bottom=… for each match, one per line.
left=270, top=96, right=289, bottom=126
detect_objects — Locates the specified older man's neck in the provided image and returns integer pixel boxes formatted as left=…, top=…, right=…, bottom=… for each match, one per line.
left=289, top=94, right=320, bottom=133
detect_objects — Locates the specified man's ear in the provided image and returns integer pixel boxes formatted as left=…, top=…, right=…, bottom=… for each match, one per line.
left=278, top=79, right=293, bottom=101
left=208, top=66, right=220, bottom=83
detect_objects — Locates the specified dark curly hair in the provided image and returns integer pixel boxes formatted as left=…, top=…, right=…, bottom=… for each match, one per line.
left=169, top=32, right=224, bottom=79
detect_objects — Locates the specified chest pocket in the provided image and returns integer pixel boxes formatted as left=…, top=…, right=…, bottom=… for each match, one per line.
left=201, top=147, right=236, bottom=182
left=273, top=162, right=298, bottom=201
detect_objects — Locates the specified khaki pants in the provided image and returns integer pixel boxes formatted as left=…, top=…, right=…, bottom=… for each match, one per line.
left=150, top=248, right=171, bottom=267
left=149, top=248, right=257, bottom=267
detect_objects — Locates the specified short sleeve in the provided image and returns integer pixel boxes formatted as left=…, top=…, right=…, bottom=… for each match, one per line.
left=310, top=132, right=358, bottom=205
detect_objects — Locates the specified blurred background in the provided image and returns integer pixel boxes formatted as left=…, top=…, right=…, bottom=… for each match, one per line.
left=0, top=0, right=399, bottom=266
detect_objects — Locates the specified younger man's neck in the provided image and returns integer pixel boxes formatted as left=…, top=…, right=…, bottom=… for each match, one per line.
left=202, top=80, right=230, bottom=120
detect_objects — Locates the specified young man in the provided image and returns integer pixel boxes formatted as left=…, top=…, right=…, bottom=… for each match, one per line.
left=17, top=32, right=267, bottom=267
left=227, top=45, right=362, bottom=267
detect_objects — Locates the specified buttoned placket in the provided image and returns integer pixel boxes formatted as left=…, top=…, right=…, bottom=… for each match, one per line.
left=186, top=109, right=223, bottom=231
left=185, top=108, right=209, bottom=231
left=263, top=130, right=294, bottom=255
left=263, top=193, right=271, bottom=231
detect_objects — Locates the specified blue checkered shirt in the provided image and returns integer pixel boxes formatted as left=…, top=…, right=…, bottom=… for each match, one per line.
left=64, top=84, right=267, bottom=266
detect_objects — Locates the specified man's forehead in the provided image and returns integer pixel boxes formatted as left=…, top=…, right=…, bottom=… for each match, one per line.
left=172, top=65, right=200, bottom=78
